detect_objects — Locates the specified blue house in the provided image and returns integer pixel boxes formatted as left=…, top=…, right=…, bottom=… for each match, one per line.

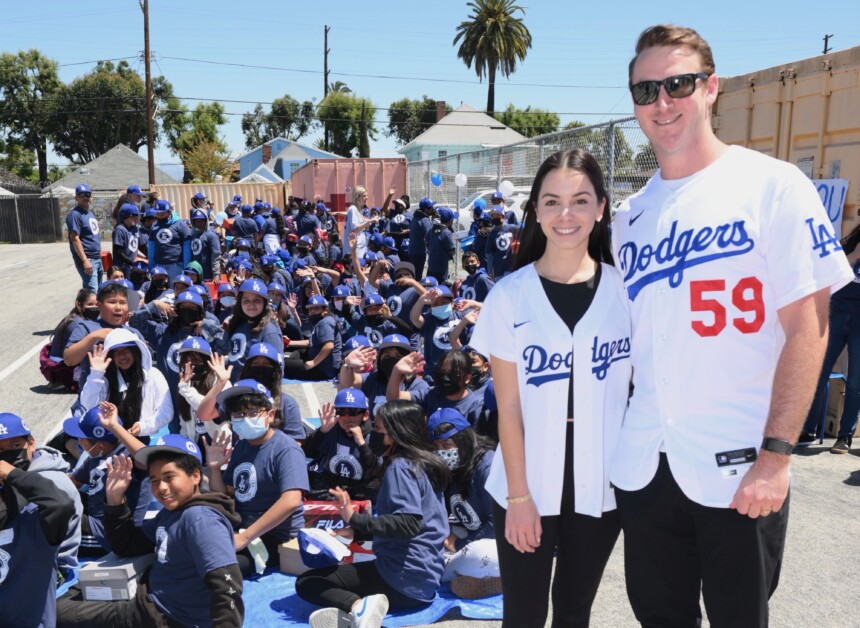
left=237, top=138, right=341, bottom=181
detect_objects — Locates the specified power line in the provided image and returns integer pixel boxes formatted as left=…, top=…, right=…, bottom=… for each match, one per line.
left=58, top=56, right=137, bottom=67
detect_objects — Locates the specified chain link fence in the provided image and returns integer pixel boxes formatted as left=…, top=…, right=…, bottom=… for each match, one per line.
left=407, top=116, right=658, bottom=215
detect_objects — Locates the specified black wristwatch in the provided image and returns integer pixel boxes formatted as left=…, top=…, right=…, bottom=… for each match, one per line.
left=760, top=437, right=793, bottom=455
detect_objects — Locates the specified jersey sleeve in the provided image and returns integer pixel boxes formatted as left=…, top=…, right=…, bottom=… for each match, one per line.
left=186, top=509, right=239, bottom=577
left=378, top=458, right=424, bottom=516
left=469, top=278, right=516, bottom=362
left=760, top=168, right=853, bottom=309
left=67, top=211, right=83, bottom=236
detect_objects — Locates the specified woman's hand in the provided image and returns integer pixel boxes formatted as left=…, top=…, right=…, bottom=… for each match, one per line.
left=105, top=454, right=133, bottom=506
left=318, top=402, right=336, bottom=433
left=208, top=353, right=233, bottom=383
left=179, top=361, right=194, bottom=385
left=329, top=485, right=354, bottom=523
left=345, top=346, right=376, bottom=373
left=287, top=293, right=298, bottom=310
left=504, top=497, right=542, bottom=554
left=202, top=430, right=233, bottom=469
left=97, top=401, right=121, bottom=432
left=88, top=344, right=112, bottom=372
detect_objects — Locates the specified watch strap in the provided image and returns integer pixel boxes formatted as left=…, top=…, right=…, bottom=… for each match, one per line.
left=761, top=437, right=793, bottom=455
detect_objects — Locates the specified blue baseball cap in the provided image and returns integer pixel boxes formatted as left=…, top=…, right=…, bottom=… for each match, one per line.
left=240, top=204, right=253, bottom=213
left=420, top=276, right=439, bottom=288
left=334, top=388, right=368, bottom=409
left=271, top=206, right=281, bottom=216
left=191, top=192, right=206, bottom=201
left=216, top=379, right=274, bottom=409
left=492, top=191, right=505, bottom=200
left=267, top=282, right=285, bottom=294
left=132, top=260, right=148, bottom=272
left=434, top=285, right=454, bottom=299
left=428, top=408, right=470, bottom=440
left=316, top=202, right=327, bottom=211
left=175, top=290, right=204, bottom=309
left=75, top=184, right=91, bottom=195
left=247, top=342, right=279, bottom=363
left=232, top=194, right=243, bottom=203
left=190, top=209, right=207, bottom=221
left=254, top=201, right=266, bottom=212
left=419, top=197, right=435, bottom=211
left=134, top=434, right=203, bottom=466
left=0, top=413, right=31, bottom=439
left=154, top=199, right=172, bottom=213
left=379, top=334, right=410, bottom=351
left=293, top=259, right=307, bottom=270
left=332, top=285, right=351, bottom=298
left=306, top=295, right=328, bottom=308
left=361, top=208, right=370, bottom=217
left=178, top=336, right=211, bottom=356
left=260, top=255, right=276, bottom=267
left=343, top=335, right=371, bottom=355
left=276, top=248, right=291, bottom=262
left=238, top=278, right=268, bottom=298
left=217, top=282, right=236, bottom=295
left=473, top=198, right=487, bottom=211
left=479, top=211, right=492, bottom=222
left=437, top=207, right=455, bottom=223
left=235, top=238, right=251, bottom=249
left=119, top=203, right=139, bottom=217
left=191, top=284, right=208, bottom=298
left=173, top=274, right=193, bottom=287
left=369, top=233, right=384, bottom=246
left=298, top=528, right=351, bottom=569
left=127, top=185, right=142, bottom=195
left=299, top=235, right=313, bottom=245
left=363, top=293, right=384, bottom=308
left=144, top=207, right=159, bottom=218
left=381, top=236, right=396, bottom=249
left=63, top=407, right=122, bottom=442
left=150, top=265, right=167, bottom=277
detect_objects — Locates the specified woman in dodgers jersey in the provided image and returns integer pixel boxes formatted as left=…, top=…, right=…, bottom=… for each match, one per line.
left=470, top=149, right=631, bottom=628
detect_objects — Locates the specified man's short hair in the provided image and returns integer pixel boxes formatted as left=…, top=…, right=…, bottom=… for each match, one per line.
left=628, top=24, right=715, bottom=82
left=97, top=282, right=128, bottom=302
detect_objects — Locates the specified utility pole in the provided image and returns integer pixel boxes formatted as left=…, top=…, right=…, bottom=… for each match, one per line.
left=140, top=0, right=155, bottom=185
left=324, top=25, right=330, bottom=151
left=823, top=33, right=834, bottom=54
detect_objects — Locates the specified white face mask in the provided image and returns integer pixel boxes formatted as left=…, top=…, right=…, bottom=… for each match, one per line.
left=232, top=413, right=269, bottom=440
left=220, top=296, right=236, bottom=308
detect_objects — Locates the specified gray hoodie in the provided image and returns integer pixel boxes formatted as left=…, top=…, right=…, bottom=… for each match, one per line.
left=29, top=445, right=83, bottom=572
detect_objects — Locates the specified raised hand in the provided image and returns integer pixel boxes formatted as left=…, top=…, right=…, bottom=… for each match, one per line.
left=88, top=343, right=112, bottom=372
left=202, top=430, right=233, bottom=469
left=464, top=309, right=480, bottom=325
left=328, top=485, right=354, bottom=523
left=208, top=353, right=233, bottom=383
left=287, top=293, right=298, bottom=310
left=395, top=351, right=425, bottom=376
left=105, top=454, right=134, bottom=506
left=319, top=402, right=336, bottom=433
left=345, top=346, right=376, bottom=373
left=419, top=289, right=438, bottom=306
left=180, top=361, right=194, bottom=385
left=97, top=401, right=121, bottom=432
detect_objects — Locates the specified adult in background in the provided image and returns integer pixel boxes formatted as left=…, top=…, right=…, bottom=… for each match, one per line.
left=408, top=198, right=435, bottom=279
left=344, top=186, right=375, bottom=260
left=147, top=199, right=191, bottom=281
left=611, top=25, right=853, bottom=627
left=470, top=149, right=630, bottom=628
left=67, top=183, right=103, bottom=290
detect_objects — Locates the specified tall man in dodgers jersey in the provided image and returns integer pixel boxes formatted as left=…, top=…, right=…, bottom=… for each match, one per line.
left=610, top=25, right=853, bottom=627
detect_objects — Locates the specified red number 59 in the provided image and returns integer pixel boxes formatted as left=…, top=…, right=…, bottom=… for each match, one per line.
left=690, top=276, right=764, bottom=337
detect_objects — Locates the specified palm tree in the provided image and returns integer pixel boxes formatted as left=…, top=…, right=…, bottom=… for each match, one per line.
left=327, top=81, right=351, bottom=95
left=453, top=0, right=532, bottom=116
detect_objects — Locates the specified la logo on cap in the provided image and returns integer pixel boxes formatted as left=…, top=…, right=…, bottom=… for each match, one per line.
left=252, top=282, right=261, bottom=292
left=346, top=392, right=355, bottom=403
left=192, top=339, right=201, bottom=349
left=0, top=424, right=7, bottom=435
left=259, top=345, right=268, bottom=354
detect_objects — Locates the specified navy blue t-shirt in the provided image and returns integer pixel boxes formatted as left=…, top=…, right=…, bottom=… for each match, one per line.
left=149, top=218, right=191, bottom=266
left=412, top=386, right=484, bottom=427
left=362, top=370, right=430, bottom=423
left=349, top=314, right=402, bottom=349
left=144, top=503, right=238, bottom=628
left=459, top=270, right=495, bottom=302
left=223, top=320, right=283, bottom=383
left=408, top=212, right=432, bottom=258
left=446, top=450, right=495, bottom=549
left=112, top=223, right=140, bottom=268
left=190, top=229, right=222, bottom=281
left=297, top=213, right=320, bottom=237
left=308, top=315, right=342, bottom=378
left=419, top=311, right=462, bottom=376
left=373, top=457, right=448, bottom=603
left=230, top=216, right=259, bottom=238
left=224, top=430, right=309, bottom=541
left=485, top=224, right=517, bottom=279
left=308, top=426, right=371, bottom=482
left=426, top=226, right=456, bottom=275
left=280, top=394, right=305, bottom=441
left=67, top=206, right=101, bottom=258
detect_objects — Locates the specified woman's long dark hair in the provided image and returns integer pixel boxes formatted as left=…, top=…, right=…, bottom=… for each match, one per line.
left=377, top=400, right=450, bottom=492
left=433, top=423, right=495, bottom=497
left=105, top=345, right=145, bottom=430
left=434, top=349, right=472, bottom=392
left=53, top=288, right=94, bottom=344
left=227, top=293, right=278, bottom=335
left=841, top=222, right=860, bottom=256
left=512, top=149, right=614, bottom=271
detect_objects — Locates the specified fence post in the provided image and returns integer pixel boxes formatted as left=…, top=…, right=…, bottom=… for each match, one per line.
left=455, top=154, right=462, bottom=211
left=538, top=136, right=545, bottom=165
left=426, top=161, right=431, bottom=198
left=496, top=148, right=503, bottom=189
left=13, top=196, right=23, bottom=244
left=607, top=122, right=616, bottom=199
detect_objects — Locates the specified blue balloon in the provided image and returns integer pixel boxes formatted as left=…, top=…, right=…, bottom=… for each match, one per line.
left=430, top=173, right=443, bottom=186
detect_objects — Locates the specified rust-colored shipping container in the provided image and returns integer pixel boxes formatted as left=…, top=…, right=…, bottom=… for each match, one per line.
left=290, top=158, right=408, bottom=220
left=714, top=45, right=860, bottom=232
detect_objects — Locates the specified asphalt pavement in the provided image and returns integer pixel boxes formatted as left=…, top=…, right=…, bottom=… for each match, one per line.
left=1, top=242, right=858, bottom=627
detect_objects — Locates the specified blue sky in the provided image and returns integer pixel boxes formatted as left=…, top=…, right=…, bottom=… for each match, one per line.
left=3, top=0, right=858, bottom=172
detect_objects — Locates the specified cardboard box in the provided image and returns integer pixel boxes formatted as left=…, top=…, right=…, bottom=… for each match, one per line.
left=79, top=553, right=154, bottom=601
left=279, top=538, right=311, bottom=576
left=303, top=500, right=371, bottom=531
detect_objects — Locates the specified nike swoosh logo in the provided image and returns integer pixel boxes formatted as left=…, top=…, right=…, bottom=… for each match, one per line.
left=629, top=210, right=645, bottom=226
left=514, top=321, right=530, bottom=328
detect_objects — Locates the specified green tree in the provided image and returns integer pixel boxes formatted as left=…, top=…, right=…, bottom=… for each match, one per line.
left=180, top=138, right=233, bottom=183
left=385, top=96, right=451, bottom=147
left=453, top=0, right=532, bottom=116
left=494, top=104, right=559, bottom=137
left=240, top=95, right=316, bottom=149
left=48, top=60, right=184, bottom=164
left=173, top=102, right=227, bottom=155
left=0, top=140, right=37, bottom=183
left=327, top=81, right=351, bottom=94
left=0, top=50, right=61, bottom=185
left=316, top=92, right=376, bottom=158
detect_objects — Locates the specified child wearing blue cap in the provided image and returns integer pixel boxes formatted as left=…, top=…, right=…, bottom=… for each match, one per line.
left=426, top=207, right=457, bottom=283
left=56, top=434, right=244, bottom=627
left=0, top=412, right=77, bottom=628
left=302, top=388, right=382, bottom=501
left=427, top=408, right=499, bottom=599
left=484, top=205, right=518, bottom=281
left=189, top=210, right=222, bottom=281
left=349, top=293, right=410, bottom=349
left=65, top=404, right=150, bottom=557
left=147, top=199, right=192, bottom=282
left=407, top=198, right=435, bottom=279
left=205, top=380, right=308, bottom=576
left=408, top=287, right=463, bottom=381
left=283, top=295, right=342, bottom=381
left=111, top=203, right=141, bottom=278
left=297, top=400, right=449, bottom=627
left=174, top=337, right=234, bottom=447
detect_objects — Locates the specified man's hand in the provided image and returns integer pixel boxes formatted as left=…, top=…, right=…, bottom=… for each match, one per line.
left=83, top=259, right=94, bottom=275
left=105, top=454, right=134, bottom=506
left=729, top=451, right=791, bottom=519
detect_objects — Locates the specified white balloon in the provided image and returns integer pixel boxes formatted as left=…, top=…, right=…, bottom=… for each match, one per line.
left=498, top=180, right=515, bottom=197
left=454, top=173, right=467, bottom=187
left=215, top=212, right=227, bottom=226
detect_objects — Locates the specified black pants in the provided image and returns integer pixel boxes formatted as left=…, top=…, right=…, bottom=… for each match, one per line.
left=493, top=422, right=620, bottom=628
left=56, top=582, right=182, bottom=628
left=236, top=532, right=283, bottom=577
left=615, top=454, right=789, bottom=628
left=411, top=253, right=426, bottom=280
left=283, top=357, right=331, bottom=381
left=295, top=560, right=426, bottom=613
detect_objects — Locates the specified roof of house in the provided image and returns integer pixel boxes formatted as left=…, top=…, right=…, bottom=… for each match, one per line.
left=44, top=144, right=179, bottom=191
left=0, top=167, right=41, bottom=194
left=397, top=103, right=526, bottom=154
left=238, top=137, right=341, bottom=162
left=238, top=163, right=283, bottom=183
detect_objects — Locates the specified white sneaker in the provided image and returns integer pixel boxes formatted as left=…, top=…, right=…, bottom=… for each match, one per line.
left=350, top=594, right=389, bottom=628
left=309, top=607, right=349, bottom=628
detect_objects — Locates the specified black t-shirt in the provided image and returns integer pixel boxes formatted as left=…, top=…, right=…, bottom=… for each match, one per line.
left=539, top=265, right=600, bottom=417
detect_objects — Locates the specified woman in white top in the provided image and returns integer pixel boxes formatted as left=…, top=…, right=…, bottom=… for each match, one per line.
left=469, top=149, right=631, bottom=628
left=343, top=186, right=375, bottom=259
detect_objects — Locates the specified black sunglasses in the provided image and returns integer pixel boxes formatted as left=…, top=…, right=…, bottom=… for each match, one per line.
left=336, top=408, right=365, bottom=416
left=629, top=72, right=709, bottom=106
left=77, top=192, right=92, bottom=198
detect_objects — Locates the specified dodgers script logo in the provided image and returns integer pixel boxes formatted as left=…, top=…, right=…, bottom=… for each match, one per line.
left=618, top=219, right=754, bottom=300
left=386, top=295, right=402, bottom=316
left=450, top=494, right=481, bottom=531
left=591, top=336, right=631, bottom=380
left=523, top=345, right=572, bottom=387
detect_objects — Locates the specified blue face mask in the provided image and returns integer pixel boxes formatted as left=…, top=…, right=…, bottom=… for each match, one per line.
left=232, top=413, right=269, bottom=440
left=431, top=303, right=452, bottom=320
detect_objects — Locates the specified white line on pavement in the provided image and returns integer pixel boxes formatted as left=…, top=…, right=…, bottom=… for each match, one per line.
left=0, top=340, right=47, bottom=383
left=0, top=260, right=26, bottom=272
left=302, top=382, right=321, bottom=416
